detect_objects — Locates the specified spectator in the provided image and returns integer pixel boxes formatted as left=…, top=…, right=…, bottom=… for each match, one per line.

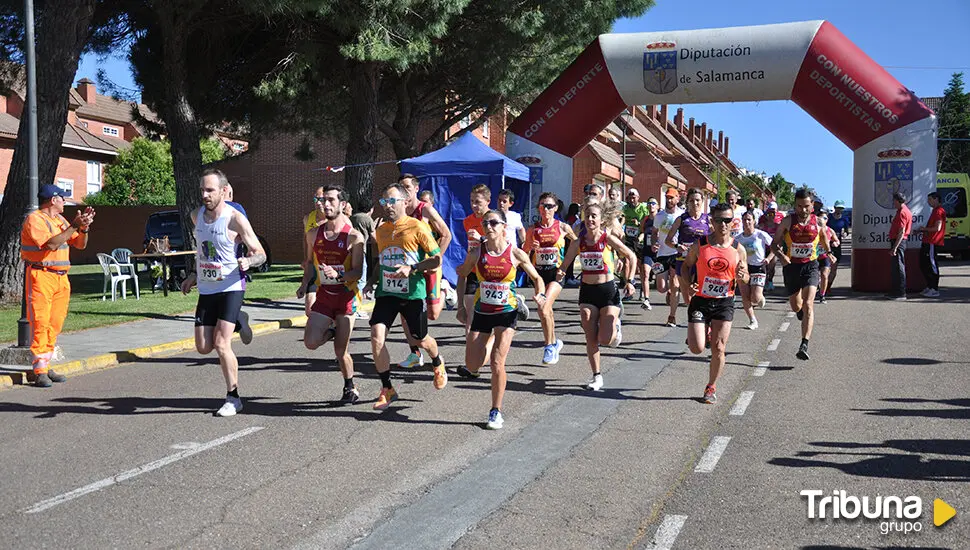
left=916, top=192, right=946, bottom=297
left=888, top=192, right=912, bottom=300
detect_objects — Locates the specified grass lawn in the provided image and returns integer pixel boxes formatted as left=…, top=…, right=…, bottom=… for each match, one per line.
left=0, top=264, right=304, bottom=344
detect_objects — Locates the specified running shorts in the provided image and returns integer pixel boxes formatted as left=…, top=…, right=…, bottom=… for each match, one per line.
left=831, top=245, right=842, bottom=263
left=783, top=261, right=820, bottom=296
left=817, top=255, right=833, bottom=270
left=687, top=296, right=735, bottom=323
left=195, top=290, right=245, bottom=327
left=311, top=285, right=357, bottom=319
left=464, top=273, right=479, bottom=296
left=746, top=263, right=767, bottom=287
left=470, top=311, right=517, bottom=333
left=624, top=236, right=644, bottom=259
left=579, top=281, right=621, bottom=309
left=536, top=266, right=561, bottom=287
left=653, top=254, right=677, bottom=271
left=425, top=268, right=441, bottom=305
left=370, top=296, right=429, bottom=340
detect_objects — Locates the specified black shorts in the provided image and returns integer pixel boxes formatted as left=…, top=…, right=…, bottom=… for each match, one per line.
left=195, top=290, right=245, bottom=327
left=370, top=297, right=429, bottom=340
left=817, top=255, right=833, bottom=269
left=536, top=267, right=561, bottom=287
left=783, top=261, right=821, bottom=296
left=831, top=245, right=842, bottom=262
left=579, top=281, right=621, bottom=309
left=465, top=273, right=479, bottom=296
left=687, top=295, right=735, bottom=323
left=746, top=263, right=767, bottom=287
left=654, top=254, right=677, bottom=271
left=624, top=236, right=644, bottom=258
left=470, top=311, right=517, bottom=333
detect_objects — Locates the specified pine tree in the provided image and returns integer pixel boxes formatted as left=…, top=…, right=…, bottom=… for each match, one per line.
left=937, top=72, right=970, bottom=174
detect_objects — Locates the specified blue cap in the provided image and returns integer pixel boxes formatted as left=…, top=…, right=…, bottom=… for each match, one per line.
left=833, top=200, right=846, bottom=208
left=38, top=184, right=67, bottom=202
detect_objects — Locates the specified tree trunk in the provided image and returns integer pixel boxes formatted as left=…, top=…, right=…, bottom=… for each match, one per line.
left=0, top=0, right=98, bottom=302
left=154, top=3, right=203, bottom=250
left=344, top=61, right=380, bottom=211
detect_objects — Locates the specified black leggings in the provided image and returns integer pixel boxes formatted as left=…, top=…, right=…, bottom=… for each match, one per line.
left=919, top=243, right=940, bottom=290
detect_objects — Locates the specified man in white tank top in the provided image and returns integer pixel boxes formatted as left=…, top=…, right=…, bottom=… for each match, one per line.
left=181, top=168, right=267, bottom=417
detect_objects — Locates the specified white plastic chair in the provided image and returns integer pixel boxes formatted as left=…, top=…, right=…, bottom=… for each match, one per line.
left=97, top=253, right=139, bottom=301
left=111, top=248, right=136, bottom=277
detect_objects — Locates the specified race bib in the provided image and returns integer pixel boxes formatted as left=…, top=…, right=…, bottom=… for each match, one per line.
left=750, top=272, right=766, bottom=287
left=535, top=247, right=559, bottom=267
left=382, top=270, right=410, bottom=294
left=701, top=276, right=731, bottom=298
left=316, top=264, right=345, bottom=285
left=791, top=243, right=814, bottom=258
left=624, top=225, right=640, bottom=238
left=479, top=281, right=511, bottom=306
left=731, top=218, right=742, bottom=237
left=199, top=262, right=224, bottom=282
left=580, top=251, right=605, bottom=272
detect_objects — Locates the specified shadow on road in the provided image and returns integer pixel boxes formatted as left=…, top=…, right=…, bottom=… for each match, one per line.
left=853, top=397, right=970, bottom=420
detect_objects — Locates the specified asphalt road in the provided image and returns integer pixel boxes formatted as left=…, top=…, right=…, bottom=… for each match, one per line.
left=0, top=258, right=967, bottom=549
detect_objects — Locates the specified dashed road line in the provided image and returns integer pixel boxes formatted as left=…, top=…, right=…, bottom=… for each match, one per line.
left=786, top=311, right=795, bottom=318
left=729, top=391, right=755, bottom=416
left=778, top=322, right=790, bottom=332
left=23, top=427, right=264, bottom=514
left=695, top=436, right=731, bottom=473
left=753, top=361, right=769, bottom=376
left=645, top=514, right=688, bottom=550
left=767, top=338, right=781, bottom=351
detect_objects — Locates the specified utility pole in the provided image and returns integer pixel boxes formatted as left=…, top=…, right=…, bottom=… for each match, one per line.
left=17, top=0, right=40, bottom=348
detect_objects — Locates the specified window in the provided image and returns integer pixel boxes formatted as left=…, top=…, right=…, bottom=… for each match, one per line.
left=56, top=178, right=73, bottom=198
left=102, top=126, right=119, bottom=137
left=939, top=187, right=967, bottom=219
left=86, top=160, right=102, bottom=195
left=232, top=143, right=245, bottom=151
left=481, top=118, right=489, bottom=138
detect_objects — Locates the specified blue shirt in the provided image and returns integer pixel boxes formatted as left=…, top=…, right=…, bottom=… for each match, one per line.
left=828, top=214, right=850, bottom=234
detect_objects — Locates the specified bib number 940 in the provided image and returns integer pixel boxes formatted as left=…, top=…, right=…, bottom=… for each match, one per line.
left=702, top=276, right=730, bottom=298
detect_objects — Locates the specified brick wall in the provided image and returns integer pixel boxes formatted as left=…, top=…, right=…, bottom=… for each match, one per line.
left=572, top=147, right=602, bottom=204
left=61, top=204, right=174, bottom=264
left=0, top=140, right=12, bottom=196
left=6, top=93, right=23, bottom=118
left=76, top=116, right=124, bottom=141
left=0, top=142, right=110, bottom=200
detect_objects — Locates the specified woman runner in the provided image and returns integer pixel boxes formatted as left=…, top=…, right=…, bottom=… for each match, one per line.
left=456, top=210, right=548, bottom=429
left=816, top=211, right=841, bottom=303
left=736, top=211, right=773, bottom=329
left=524, top=192, right=577, bottom=365
left=664, top=188, right=710, bottom=325
left=561, top=201, right=637, bottom=391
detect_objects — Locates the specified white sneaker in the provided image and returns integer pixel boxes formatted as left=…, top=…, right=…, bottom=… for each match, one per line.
left=757, top=296, right=766, bottom=308
left=486, top=408, right=504, bottom=430
left=398, top=352, right=424, bottom=369
left=610, top=318, right=623, bottom=347
left=237, top=310, right=253, bottom=345
left=354, top=310, right=369, bottom=320
left=748, top=319, right=759, bottom=330
left=216, top=396, right=243, bottom=417
left=585, top=374, right=604, bottom=391
left=925, top=289, right=940, bottom=297
left=641, top=298, right=652, bottom=310
left=919, top=288, right=931, bottom=296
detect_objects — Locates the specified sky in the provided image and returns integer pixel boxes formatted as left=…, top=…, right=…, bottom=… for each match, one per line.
left=74, top=0, right=970, bottom=207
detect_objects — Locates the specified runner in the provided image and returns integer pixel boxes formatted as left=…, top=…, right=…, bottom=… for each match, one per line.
left=683, top=203, right=749, bottom=404
left=296, top=186, right=365, bottom=403
left=523, top=192, right=577, bottom=365
left=561, top=201, right=637, bottom=391
left=638, top=195, right=659, bottom=308
left=418, top=189, right=434, bottom=205
left=652, top=188, right=684, bottom=325
left=301, top=187, right=327, bottom=316
left=455, top=209, right=548, bottom=429
left=622, top=188, right=650, bottom=305
left=497, top=189, right=526, bottom=248
left=723, top=190, right=743, bottom=239
left=181, top=169, right=267, bottom=417
left=757, top=201, right=783, bottom=290
left=364, top=182, right=447, bottom=410
left=396, top=174, right=454, bottom=369
left=609, top=185, right=625, bottom=207
left=456, top=184, right=494, bottom=374
left=665, top=188, right=710, bottom=323
left=815, top=210, right=840, bottom=304
left=770, top=188, right=835, bottom=360
left=916, top=191, right=946, bottom=297
left=736, top=211, right=773, bottom=329
left=346, top=201, right=375, bottom=319
left=827, top=200, right=851, bottom=292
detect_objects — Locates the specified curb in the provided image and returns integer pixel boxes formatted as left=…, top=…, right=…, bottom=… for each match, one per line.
left=0, top=299, right=375, bottom=390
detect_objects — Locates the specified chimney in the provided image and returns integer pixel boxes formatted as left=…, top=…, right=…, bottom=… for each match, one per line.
left=77, top=78, right=96, bottom=104
left=674, top=108, right=684, bottom=132
left=660, top=104, right=668, bottom=122
left=688, top=117, right=695, bottom=141
left=700, top=123, right=707, bottom=146
left=645, top=105, right=657, bottom=119
left=707, top=129, right=713, bottom=150
left=723, top=137, right=730, bottom=158
left=718, top=130, right=724, bottom=152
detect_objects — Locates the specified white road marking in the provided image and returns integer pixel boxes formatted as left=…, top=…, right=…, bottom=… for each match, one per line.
left=767, top=338, right=781, bottom=351
left=730, top=392, right=755, bottom=416
left=753, top=361, right=769, bottom=376
left=695, top=436, right=731, bottom=473
left=645, top=514, right=688, bottom=550
left=786, top=311, right=795, bottom=318
left=23, top=427, right=264, bottom=514
left=170, top=442, right=201, bottom=450
left=778, top=322, right=790, bottom=332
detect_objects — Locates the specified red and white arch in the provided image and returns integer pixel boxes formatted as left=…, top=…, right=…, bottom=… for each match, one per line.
left=506, top=21, right=936, bottom=292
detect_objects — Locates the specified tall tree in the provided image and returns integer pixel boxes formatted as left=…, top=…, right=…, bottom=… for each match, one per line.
left=0, top=0, right=125, bottom=301
left=766, top=172, right=795, bottom=208
left=937, top=72, right=970, bottom=174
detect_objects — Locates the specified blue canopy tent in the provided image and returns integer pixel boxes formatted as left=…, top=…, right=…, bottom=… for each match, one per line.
left=400, top=133, right=531, bottom=286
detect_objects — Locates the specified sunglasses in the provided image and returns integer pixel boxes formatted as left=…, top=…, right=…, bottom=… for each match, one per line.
left=483, top=219, right=505, bottom=228
left=378, top=197, right=401, bottom=206
left=540, top=203, right=557, bottom=209
left=313, top=196, right=326, bottom=203
left=712, top=217, right=734, bottom=225
left=648, top=201, right=658, bottom=206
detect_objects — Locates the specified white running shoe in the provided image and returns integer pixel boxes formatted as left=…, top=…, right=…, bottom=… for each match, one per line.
left=216, top=396, right=243, bottom=417
left=486, top=408, right=504, bottom=430
left=641, top=298, right=652, bottom=310
left=585, top=374, right=604, bottom=391
left=515, top=293, right=530, bottom=321
left=611, top=318, right=623, bottom=347
left=925, top=289, right=940, bottom=297
left=398, top=352, right=424, bottom=369
left=757, top=296, right=766, bottom=308
left=237, top=310, right=253, bottom=345
left=748, top=319, right=759, bottom=330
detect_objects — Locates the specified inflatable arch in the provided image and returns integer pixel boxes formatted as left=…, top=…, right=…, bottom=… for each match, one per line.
left=506, top=21, right=936, bottom=292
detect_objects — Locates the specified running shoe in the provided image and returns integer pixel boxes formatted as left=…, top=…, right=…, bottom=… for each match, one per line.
left=341, top=386, right=360, bottom=404
left=702, top=384, right=717, bottom=404
left=354, top=310, right=369, bottom=320
left=486, top=408, right=504, bottom=430
left=747, top=319, right=759, bottom=330
left=796, top=341, right=810, bottom=361
left=373, top=387, right=398, bottom=410
left=456, top=365, right=481, bottom=379
left=433, top=363, right=448, bottom=389
left=542, top=338, right=564, bottom=365
left=925, top=289, right=940, bottom=297
left=444, top=287, right=459, bottom=309
left=398, top=352, right=424, bottom=369
left=919, top=288, right=931, bottom=296
left=757, top=295, right=766, bottom=308
left=611, top=318, right=623, bottom=347
left=818, top=295, right=827, bottom=304
left=585, top=373, right=604, bottom=391
left=641, top=298, right=652, bottom=310
left=766, top=281, right=774, bottom=291
left=796, top=309, right=804, bottom=321
left=666, top=316, right=677, bottom=328
left=705, top=324, right=711, bottom=349
left=515, top=293, right=530, bottom=321
left=216, top=396, right=243, bottom=417
left=237, top=310, right=253, bottom=345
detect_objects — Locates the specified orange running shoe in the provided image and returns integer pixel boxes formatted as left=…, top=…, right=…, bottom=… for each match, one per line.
left=373, top=387, right=398, bottom=410
left=433, top=362, right=448, bottom=390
